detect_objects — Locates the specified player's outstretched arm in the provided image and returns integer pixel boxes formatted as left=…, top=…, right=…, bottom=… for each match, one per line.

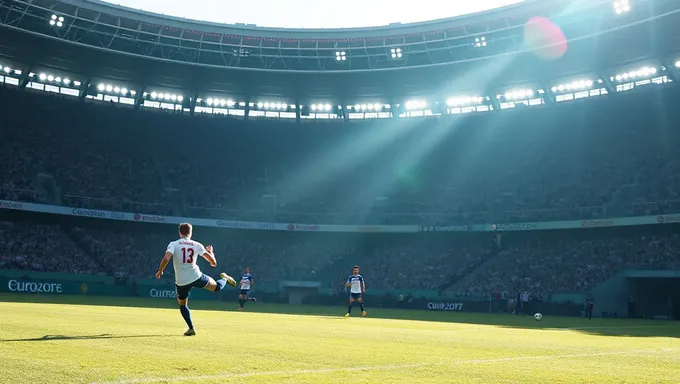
left=201, top=245, right=217, bottom=267
left=156, top=252, right=172, bottom=279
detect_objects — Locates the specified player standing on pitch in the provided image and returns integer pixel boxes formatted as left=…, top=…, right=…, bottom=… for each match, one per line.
left=238, top=267, right=257, bottom=311
left=345, top=265, right=366, bottom=317
left=155, top=222, right=236, bottom=336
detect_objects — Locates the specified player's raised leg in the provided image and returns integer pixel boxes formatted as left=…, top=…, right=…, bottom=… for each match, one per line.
left=203, top=272, right=236, bottom=292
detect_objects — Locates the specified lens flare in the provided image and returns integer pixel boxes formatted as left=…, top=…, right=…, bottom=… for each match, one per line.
left=524, top=16, right=567, bottom=60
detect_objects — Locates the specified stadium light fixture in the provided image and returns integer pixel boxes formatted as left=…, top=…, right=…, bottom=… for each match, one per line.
left=613, top=66, right=656, bottom=82
left=47, top=75, right=54, bottom=82
left=676, top=61, right=680, bottom=68
left=613, top=0, right=630, bottom=14
left=473, top=36, right=488, bottom=48
left=2, top=66, right=10, bottom=74
left=552, top=80, right=594, bottom=93
left=105, top=85, right=113, bottom=92
left=405, top=100, right=427, bottom=110
left=39, top=73, right=47, bottom=81
left=54, top=77, right=61, bottom=83
left=503, top=89, right=534, bottom=100
left=50, top=14, right=64, bottom=27
left=447, top=97, right=484, bottom=107
left=391, top=48, right=403, bottom=59
left=120, top=87, right=127, bottom=95
left=335, top=51, right=347, bottom=61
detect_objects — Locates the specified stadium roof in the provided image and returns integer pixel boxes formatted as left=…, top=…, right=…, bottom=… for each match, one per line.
left=0, top=0, right=679, bottom=100
left=99, top=0, right=526, bottom=29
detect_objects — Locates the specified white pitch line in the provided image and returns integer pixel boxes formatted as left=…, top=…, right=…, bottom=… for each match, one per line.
left=94, top=347, right=680, bottom=384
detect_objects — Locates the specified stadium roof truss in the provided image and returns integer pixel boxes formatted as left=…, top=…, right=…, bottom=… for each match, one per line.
left=0, top=0, right=674, bottom=73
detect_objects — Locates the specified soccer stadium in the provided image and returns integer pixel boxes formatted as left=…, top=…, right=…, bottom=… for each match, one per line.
left=1, top=0, right=680, bottom=382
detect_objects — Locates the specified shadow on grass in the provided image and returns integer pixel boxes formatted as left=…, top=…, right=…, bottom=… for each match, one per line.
left=0, top=334, right=181, bottom=342
left=1, top=293, right=678, bottom=339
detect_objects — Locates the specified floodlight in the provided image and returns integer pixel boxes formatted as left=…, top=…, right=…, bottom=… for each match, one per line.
left=264, top=102, right=270, bottom=109
left=113, top=87, right=120, bottom=93
left=177, top=96, right=184, bottom=102
left=2, top=67, right=10, bottom=74
left=39, top=73, right=47, bottom=81
left=54, top=77, right=61, bottom=83
left=613, top=0, right=630, bottom=14
left=121, top=87, right=127, bottom=94
left=150, top=92, right=158, bottom=99
left=47, top=75, right=54, bottom=82
left=105, top=85, right=113, bottom=92
left=324, top=104, right=332, bottom=111
left=391, top=48, right=403, bottom=59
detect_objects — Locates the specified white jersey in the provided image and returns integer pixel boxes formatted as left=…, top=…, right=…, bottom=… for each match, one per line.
left=166, top=238, right=206, bottom=286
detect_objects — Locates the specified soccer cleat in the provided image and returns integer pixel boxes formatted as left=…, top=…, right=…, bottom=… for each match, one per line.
left=184, top=328, right=196, bottom=336
left=345, top=313, right=350, bottom=317
left=362, top=311, right=367, bottom=317
left=220, top=273, right=237, bottom=287
left=251, top=297, right=257, bottom=303
left=238, top=308, right=243, bottom=311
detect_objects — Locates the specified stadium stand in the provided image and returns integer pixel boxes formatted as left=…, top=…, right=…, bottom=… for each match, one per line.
left=1, top=84, right=680, bottom=227
left=1, top=71, right=680, bottom=298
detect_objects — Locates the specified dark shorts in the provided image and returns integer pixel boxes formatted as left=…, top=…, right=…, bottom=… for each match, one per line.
left=175, top=274, right=210, bottom=300
left=240, top=289, right=250, bottom=296
left=350, top=292, right=363, bottom=300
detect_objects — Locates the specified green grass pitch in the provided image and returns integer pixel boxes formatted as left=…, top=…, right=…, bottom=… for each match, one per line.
left=1, top=294, right=679, bottom=383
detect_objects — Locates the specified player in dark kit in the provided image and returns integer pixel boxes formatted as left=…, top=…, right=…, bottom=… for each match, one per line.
left=237, top=267, right=256, bottom=311
left=345, top=265, right=366, bottom=317
left=585, top=293, right=594, bottom=320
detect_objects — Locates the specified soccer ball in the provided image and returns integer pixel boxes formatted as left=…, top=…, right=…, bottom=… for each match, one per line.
left=534, top=313, right=543, bottom=321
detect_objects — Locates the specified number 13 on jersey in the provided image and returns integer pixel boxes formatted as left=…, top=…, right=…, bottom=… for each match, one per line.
left=181, top=247, right=194, bottom=263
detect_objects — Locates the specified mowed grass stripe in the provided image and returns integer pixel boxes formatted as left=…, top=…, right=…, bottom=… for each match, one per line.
left=0, top=295, right=678, bottom=384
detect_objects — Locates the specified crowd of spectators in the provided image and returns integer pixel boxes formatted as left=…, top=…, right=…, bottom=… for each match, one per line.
left=0, top=221, right=102, bottom=275
left=1, top=217, right=678, bottom=297
left=1, top=84, right=679, bottom=225
left=450, top=232, right=680, bottom=298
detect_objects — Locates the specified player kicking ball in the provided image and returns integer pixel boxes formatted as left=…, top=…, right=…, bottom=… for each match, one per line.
left=155, top=222, right=236, bottom=336
left=345, top=265, right=366, bottom=317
